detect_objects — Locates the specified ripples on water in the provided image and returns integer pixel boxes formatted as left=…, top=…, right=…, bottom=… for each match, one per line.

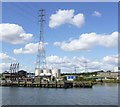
left=2, top=83, right=119, bottom=105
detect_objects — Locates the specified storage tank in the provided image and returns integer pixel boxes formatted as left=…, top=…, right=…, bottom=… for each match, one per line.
left=49, top=69, right=52, bottom=74
left=52, top=69, right=61, bottom=78
left=43, top=69, right=50, bottom=75
left=35, top=69, right=43, bottom=76
left=46, top=72, right=51, bottom=76
left=35, top=69, right=40, bottom=76
left=40, top=73, right=45, bottom=77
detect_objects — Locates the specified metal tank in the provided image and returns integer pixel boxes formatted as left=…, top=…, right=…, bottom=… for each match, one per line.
left=43, top=69, right=49, bottom=75
left=51, top=69, right=61, bottom=78
left=35, top=69, right=43, bottom=76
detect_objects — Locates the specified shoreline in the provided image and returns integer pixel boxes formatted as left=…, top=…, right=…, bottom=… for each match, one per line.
left=1, top=80, right=119, bottom=88
left=1, top=81, right=93, bottom=88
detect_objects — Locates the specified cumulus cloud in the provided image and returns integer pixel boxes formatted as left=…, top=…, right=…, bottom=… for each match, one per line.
left=0, top=63, right=28, bottom=73
left=46, top=55, right=118, bottom=73
left=103, top=55, right=118, bottom=65
left=49, top=9, right=85, bottom=28
left=92, top=11, right=102, bottom=17
left=13, top=42, right=48, bottom=54
left=54, top=32, right=118, bottom=52
left=0, top=63, right=10, bottom=73
left=0, top=54, right=117, bottom=73
left=0, top=23, right=33, bottom=44
left=47, top=56, right=70, bottom=64
left=0, top=53, right=17, bottom=73
left=46, top=55, right=87, bottom=72
left=0, top=52, right=16, bottom=61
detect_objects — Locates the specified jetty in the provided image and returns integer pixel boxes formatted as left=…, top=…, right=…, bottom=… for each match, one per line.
left=0, top=81, right=93, bottom=88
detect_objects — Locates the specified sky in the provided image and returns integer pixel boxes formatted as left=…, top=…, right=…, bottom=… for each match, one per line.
left=0, top=2, right=118, bottom=73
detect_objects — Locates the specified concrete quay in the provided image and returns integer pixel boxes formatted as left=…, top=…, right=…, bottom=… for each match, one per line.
left=1, top=81, right=93, bottom=88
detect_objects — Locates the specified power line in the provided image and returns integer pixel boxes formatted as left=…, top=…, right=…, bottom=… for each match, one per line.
left=8, top=3, right=38, bottom=25
left=25, top=3, right=37, bottom=14
left=5, top=3, right=40, bottom=34
left=14, top=3, right=37, bottom=19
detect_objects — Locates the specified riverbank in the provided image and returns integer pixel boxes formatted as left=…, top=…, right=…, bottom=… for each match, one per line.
left=94, top=79, right=120, bottom=83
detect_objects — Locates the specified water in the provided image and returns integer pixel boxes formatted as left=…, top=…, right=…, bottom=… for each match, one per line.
left=2, top=83, right=119, bottom=105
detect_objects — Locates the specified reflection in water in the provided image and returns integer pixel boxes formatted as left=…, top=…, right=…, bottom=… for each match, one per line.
left=2, top=83, right=118, bottom=105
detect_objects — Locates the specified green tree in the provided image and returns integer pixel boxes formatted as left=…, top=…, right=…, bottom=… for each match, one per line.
left=63, top=76, right=67, bottom=81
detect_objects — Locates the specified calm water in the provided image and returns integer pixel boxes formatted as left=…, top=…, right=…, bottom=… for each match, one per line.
left=1, top=83, right=119, bottom=105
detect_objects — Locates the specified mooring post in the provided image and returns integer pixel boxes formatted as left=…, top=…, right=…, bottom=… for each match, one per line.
left=18, top=79, right=20, bottom=86
left=39, top=77, right=41, bottom=87
left=55, top=81, right=57, bottom=88
left=24, top=80, right=27, bottom=87
left=47, top=80, right=49, bottom=88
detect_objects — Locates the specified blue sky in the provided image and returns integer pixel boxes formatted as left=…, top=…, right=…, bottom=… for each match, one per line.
left=1, top=2, right=118, bottom=73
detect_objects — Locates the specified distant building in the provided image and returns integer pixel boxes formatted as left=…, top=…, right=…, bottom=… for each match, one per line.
left=27, top=73, right=35, bottom=78
left=113, top=67, right=119, bottom=72
left=2, top=71, right=10, bottom=80
left=97, top=72, right=119, bottom=80
left=18, top=70, right=27, bottom=77
left=66, top=75, right=77, bottom=81
left=2, top=70, right=28, bottom=81
left=2, top=71, right=18, bottom=81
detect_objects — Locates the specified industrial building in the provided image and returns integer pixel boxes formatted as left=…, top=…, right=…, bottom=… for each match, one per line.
left=97, top=72, right=120, bottom=80
left=35, top=68, right=61, bottom=81
left=65, top=75, right=77, bottom=81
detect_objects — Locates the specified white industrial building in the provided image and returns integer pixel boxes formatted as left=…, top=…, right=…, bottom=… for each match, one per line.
left=113, top=67, right=119, bottom=72
left=35, top=68, right=61, bottom=79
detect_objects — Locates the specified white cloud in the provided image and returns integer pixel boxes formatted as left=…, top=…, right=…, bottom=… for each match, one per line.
left=13, top=42, right=48, bottom=54
left=46, top=55, right=118, bottom=73
left=54, top=32, right=118, bottom=52
left=0, top=63, right=28, bottom=73
left=103, top=55, right=118, bottom=64
left=49, top=9, right=85, bottom=28
left=0, top=53, right=16, bottom=73
left=0, top=63, right=10, bottom=73
left=47, top=55, right=70, bottom=64
left=0, top=54, right=117, bottom=73
left=0, top=52, right=16, bottom=61
left=92, top=11, right=102, bottom=17
left=0, top=23, right=33, bottom=44
left=46, top=55, right=86, bottom=72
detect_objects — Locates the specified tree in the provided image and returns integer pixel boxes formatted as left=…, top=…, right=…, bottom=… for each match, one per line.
left=63, top=76, right=67, bottom=81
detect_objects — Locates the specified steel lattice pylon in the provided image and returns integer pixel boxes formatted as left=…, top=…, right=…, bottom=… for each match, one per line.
left=35, top=9, right=46, bottom=70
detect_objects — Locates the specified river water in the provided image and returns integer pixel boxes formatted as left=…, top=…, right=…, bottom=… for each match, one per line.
left=1, top=83, right=119, bottom=105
